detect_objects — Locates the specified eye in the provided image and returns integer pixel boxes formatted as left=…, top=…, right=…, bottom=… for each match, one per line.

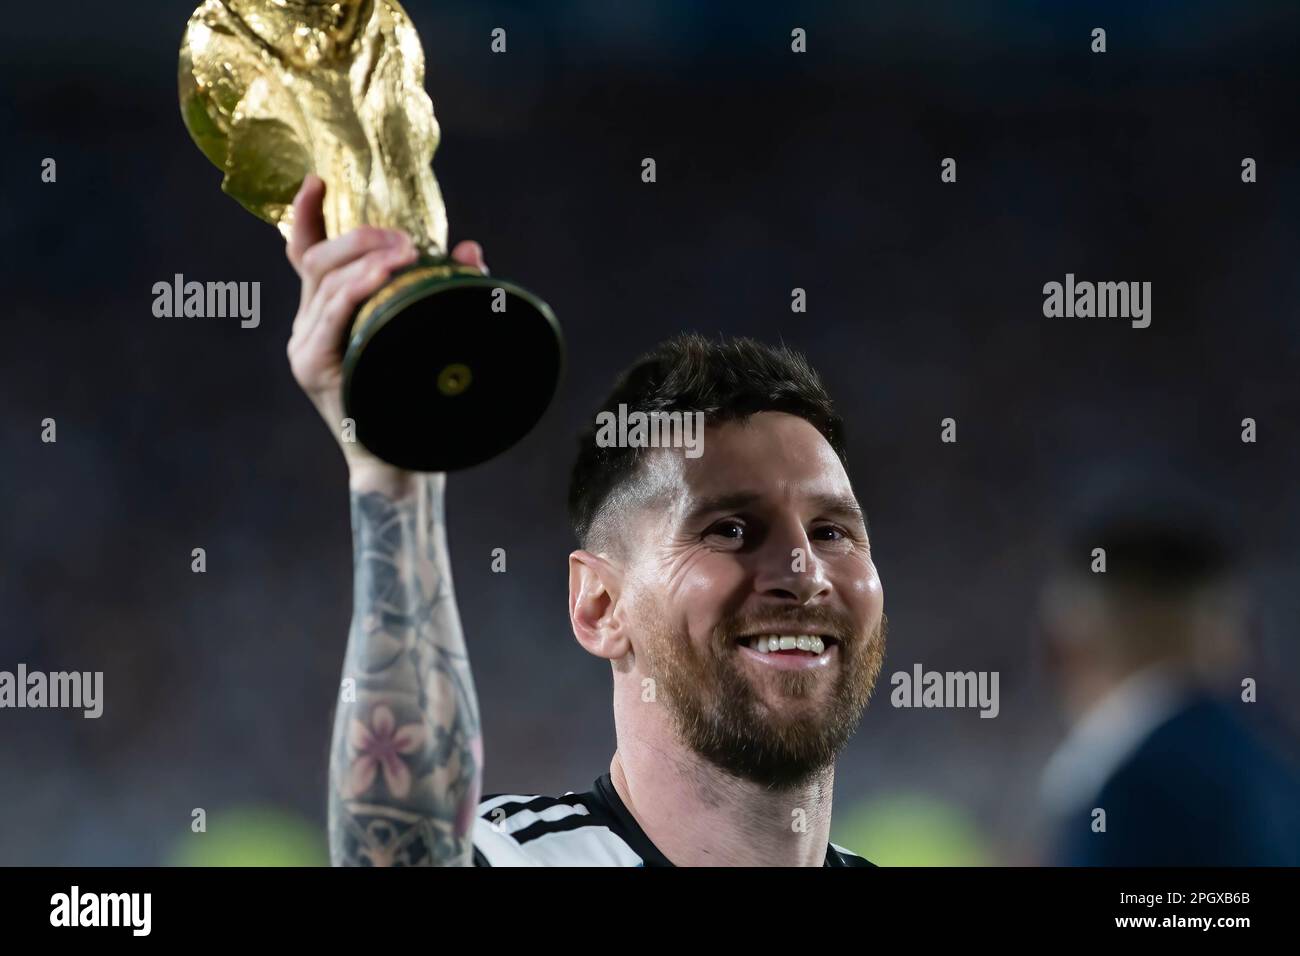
left=705, top=519, right=746, bottom=542
left=812, top=524, right=848, bottom=542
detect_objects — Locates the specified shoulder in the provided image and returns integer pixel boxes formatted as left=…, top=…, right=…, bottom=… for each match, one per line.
left=1123, top=697, right=1298, bottom=802
left=1075, top=698, right=1300, bottom=865
left=472, top=791, right=645, bottom=867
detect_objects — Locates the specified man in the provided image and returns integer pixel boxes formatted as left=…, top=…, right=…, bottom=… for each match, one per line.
left=1038, top=480, right=1300, bottom=865
left=286, top=175, right=886, bottom=867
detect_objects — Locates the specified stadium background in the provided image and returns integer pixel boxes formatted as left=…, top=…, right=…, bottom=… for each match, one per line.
left=2, top=0, right=1298, bottom=864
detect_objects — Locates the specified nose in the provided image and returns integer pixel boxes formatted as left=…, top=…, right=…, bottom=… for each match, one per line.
left=752, top=519, right=832, bottom=604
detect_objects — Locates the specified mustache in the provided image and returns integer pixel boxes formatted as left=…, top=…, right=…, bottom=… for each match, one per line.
left=714, top=605, right=862, bottom=645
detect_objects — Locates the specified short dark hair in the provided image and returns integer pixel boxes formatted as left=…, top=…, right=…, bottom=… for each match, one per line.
left=567, top=333, right=848, bottom=549
left=1060, top=469, right=1238, bottom=596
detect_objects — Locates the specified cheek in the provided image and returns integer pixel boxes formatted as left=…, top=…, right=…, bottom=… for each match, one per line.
left=840, top=557, right=884, bottom=622
left=666, top=553, right=750, bottom=643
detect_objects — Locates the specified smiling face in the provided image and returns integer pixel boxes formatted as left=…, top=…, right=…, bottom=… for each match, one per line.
left=621, top=411, right=886, bottom=786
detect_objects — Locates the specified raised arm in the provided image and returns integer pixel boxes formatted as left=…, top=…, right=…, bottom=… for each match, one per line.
left=330, top=471, right=482, bottom=865
left=283, top=175, right=489, bottom=865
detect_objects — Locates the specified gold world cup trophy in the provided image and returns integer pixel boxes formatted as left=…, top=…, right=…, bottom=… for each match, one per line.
left=178, top=0, right=563, bottom=471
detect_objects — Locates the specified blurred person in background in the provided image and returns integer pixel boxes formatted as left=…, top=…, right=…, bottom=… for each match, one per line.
left=1037, top=479, right=1300, bottom=865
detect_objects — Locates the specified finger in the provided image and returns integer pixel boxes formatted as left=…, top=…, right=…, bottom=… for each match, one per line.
left=450, top=239, right=488, bottom=274
left=295, top=242, right=414, bottom=342
left=298, top=227, right=411, bottom=308
left=286, top=174, right=327, bottom=271
left=312, top=240, right=414, bottom=314
left=306, top=270, right=389, bottom=359
left=299, top=244, right=417, bottom=350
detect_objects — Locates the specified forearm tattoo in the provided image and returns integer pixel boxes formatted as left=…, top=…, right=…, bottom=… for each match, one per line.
left=328, top=475, right=483, bottom=866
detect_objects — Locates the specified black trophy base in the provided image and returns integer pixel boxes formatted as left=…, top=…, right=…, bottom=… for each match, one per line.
left=341, top=265, right=563, bottom=472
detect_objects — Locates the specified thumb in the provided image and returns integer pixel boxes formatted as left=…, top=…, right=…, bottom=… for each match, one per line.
left=286, top=174, right=327, bottom=269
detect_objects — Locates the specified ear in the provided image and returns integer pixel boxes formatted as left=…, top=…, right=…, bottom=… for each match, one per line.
left=569, top=549, right=630, bottom=660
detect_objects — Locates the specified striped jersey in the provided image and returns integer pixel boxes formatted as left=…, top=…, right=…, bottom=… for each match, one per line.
left=472, top=773, right=873, bottom=867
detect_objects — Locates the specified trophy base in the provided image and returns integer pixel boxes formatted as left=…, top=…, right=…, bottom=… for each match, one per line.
left=341, top=261, right=563, bottom=472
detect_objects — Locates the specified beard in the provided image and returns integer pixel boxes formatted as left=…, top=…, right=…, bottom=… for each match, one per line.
left=636, top=600, right=887, bottom=789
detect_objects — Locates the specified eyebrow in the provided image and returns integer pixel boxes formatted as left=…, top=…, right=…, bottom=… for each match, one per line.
left=679, top=490, right=868, bottom=529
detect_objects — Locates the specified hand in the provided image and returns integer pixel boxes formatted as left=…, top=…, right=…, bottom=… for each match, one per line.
left=284, top=174, right=488, bottom=493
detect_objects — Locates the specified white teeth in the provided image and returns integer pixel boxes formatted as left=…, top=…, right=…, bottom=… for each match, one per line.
left=747, top=635, right=828, bottom=655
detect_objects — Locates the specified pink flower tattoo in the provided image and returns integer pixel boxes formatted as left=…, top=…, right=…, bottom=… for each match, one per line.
left=346, top=705, right=427, bottom=799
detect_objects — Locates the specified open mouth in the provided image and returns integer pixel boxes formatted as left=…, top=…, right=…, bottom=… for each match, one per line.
left=736, top=634, right=838, bottom=656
